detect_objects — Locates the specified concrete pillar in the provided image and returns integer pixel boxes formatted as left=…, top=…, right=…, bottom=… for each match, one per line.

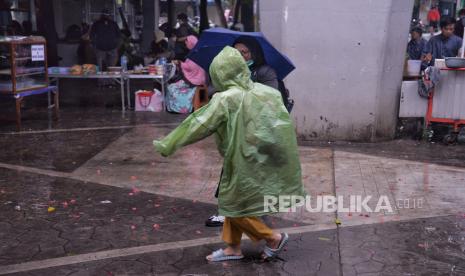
left=155, top=0, right=160, bottom=31
left=167, top=0, right=175, bottom=29
left=30, top=0, right=37, bottom=32
left=241, top=0, right=254, bottom=31
left=142, top=0, right=155, bottom=53
left=260, top=0, right=414, bottom=141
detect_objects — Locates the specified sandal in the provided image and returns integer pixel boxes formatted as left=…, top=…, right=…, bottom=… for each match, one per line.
left=206, top=249, right=244, bottom=262
left=205, top=215, right=225, bottom=227
left=262, top=233, right=289, bottom=260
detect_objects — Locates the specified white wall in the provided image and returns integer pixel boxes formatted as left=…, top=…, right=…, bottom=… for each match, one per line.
left=260, top=0, right=414, bottom=141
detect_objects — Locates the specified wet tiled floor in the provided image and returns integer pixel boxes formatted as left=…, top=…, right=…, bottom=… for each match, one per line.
left=7, top=228, right=341, bottom=276
left=0, top=167, right=215, bottom=266
left=0, top=129, right=130, bottom=172
left=0, top=106, right=186, bottom=133
left=0, top=167, right=300, bottom=267
left=302, top=139, right=465, bottom=169
left=0, top=105, right=464, bottom=275
left=4, top=215, right=465, bottom=275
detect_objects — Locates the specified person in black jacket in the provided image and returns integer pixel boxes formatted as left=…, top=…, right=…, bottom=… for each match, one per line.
left=455, top=9, right=465, bottom=39
left=149, top=30, right=173, bottom=60
left=233, top=36, right=293, bottom=112
left=407, top=27, right=427, bottom=60
left=90, top=9, right=121, bottom=70
left=174, top=13, right=197, bottom=61
left=233, top=36, right=279, bottom=90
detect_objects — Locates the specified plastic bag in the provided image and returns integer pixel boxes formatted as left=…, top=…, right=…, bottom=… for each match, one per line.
left=135, top=89, right=163, bottom=112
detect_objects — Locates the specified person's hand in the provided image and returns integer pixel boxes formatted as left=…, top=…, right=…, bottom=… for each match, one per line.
left=153, top=141, right=169, bottom=157
left=81, top=33, right=90, bottom=41
left=422, top=53, right=432, bottom=62
left=172, top=60, right=180, bottom=65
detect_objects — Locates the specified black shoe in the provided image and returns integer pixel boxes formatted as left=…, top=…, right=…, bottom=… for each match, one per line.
left=205, top=215, right=225, bottom=227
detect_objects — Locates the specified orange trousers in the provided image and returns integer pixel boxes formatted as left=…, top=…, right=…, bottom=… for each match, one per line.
left=222, top=217, right=274, bottom=246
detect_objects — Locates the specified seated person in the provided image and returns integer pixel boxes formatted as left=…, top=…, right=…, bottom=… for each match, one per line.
left=422, top=16, right=463, bottom=67
left=149, top=30, right=174, bottom=61
left=454, top=9, right=465, bottom=39
left=64, top=24, right=82, bottom=42
left=166, top=35, right=206, bottom=113
left=119, top=29, right=144, bottom=68
left=174, top=13, right=197, bottom=61
left=22, top=20, right=33, bottom=36
left=8, top=20, right=23, bottom=35
left=77, top=22, right=97, bottom=64
left=407, top=27, right=427, bottom=60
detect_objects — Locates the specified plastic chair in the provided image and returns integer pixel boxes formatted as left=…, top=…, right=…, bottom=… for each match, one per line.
left=192, top=85, right=209, bottom=111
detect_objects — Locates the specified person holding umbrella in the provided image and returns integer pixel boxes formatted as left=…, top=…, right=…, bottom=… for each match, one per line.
left=234, top=36, right=294, bottom=112
left=153, top=46, right=305, bottom=261
left=187, top=28, right=295, bottom=113
left=187, top=28, right=295, bottom=81
left=233, top=36, right=279, bottom=90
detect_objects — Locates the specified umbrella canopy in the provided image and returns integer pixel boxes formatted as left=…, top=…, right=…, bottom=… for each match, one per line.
left=187, top=27, right=295, bottom=80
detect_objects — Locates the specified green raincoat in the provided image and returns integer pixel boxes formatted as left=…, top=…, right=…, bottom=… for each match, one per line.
left=154, top=46, right=305, bottom=217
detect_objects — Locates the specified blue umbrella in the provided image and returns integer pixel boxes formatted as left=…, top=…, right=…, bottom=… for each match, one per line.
left=187, top=27, right=295, bottom=80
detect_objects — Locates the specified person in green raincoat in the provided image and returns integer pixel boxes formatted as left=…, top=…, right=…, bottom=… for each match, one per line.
left=153, top=46, right=305, bottom=262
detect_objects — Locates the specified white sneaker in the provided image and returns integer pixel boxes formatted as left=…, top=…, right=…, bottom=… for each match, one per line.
left=205, top=215, right=225, bottom=227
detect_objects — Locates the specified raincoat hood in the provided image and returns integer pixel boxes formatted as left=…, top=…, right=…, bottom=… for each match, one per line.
left=209, top=46, right=252, bottom=92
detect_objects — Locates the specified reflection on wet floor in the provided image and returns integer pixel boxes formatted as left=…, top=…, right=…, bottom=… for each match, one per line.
left=0, top=106, right=464, bottom=275
left=301, top=139, right=465, bottom=169
left=339, top=215, right=465, bottom=275
left=0, top=129, right=129, bottom=172
left=0, top=167, right=301, bottom=267
left=0, top=106, right=187, bottom=133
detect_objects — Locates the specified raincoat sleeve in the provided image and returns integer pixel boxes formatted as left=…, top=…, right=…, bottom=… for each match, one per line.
left=153, top=94, right=227, bottom=157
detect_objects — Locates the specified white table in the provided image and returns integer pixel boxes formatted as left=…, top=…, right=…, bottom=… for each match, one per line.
left=49, top=71, right=171, bottom=112
left=49, top=73, right=126, bottom=111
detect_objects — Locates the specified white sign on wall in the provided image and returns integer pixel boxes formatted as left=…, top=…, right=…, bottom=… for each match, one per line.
left=31, top=45, right=45, bottom=61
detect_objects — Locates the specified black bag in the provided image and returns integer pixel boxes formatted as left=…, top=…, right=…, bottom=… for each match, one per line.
left=278, top=80, right=294, bottom=113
